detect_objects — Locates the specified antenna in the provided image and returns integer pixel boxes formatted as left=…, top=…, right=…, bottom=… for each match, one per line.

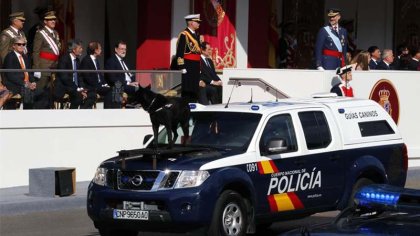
left=248, top=88, right=253, bottom=103
left=225, top=79, right=238, bottom=108
left=276, top=89, right=278, bottom=102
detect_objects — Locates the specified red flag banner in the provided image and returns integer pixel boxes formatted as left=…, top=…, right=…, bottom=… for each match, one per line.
left=194, top=0, right=237, bottom=70
left=53, top=0, right=75, bottom=54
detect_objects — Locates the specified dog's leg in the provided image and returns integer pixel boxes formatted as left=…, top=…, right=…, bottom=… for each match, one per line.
left=172, top=125, right=178, bottom=145
left=166, top=124, right=173, bottom=149
left=181, top=120, right=189, bottom=146
left=152, top=123, right=159, bottom=149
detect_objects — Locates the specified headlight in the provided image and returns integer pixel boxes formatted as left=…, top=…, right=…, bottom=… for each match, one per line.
left=174, top=170, right=210, bottom=189
left=93, top=167, right=107, bottom=186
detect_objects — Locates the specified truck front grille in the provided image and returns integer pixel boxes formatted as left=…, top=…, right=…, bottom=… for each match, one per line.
left=117, top=170, right=160, bottom=191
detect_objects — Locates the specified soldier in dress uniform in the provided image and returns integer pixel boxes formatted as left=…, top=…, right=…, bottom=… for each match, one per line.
left=0, top=12, right=27, bottom=65
left=314, top=8, right=348, bottom=70
left=175, top=14, right=202, bottom=103
left=32, top=10, right=61, bottom=109
left=330, top=65, right=353, bottom=97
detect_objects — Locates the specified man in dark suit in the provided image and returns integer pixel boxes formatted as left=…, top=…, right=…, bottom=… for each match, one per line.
left=314, top=8, right=348, bottom=70
left=408, top=47, right=420, bottom=71
left=198, top=42, right=222, bottom=105
left=368, top=46, right=381, bottom=69
left=376, top=49, right=394, bottom=70
left=80, top=42, right=111, bottom=109
left=175, top=14, right=202, bottom=103
left=2, top=36, right=37, bottom=109
left=104, top=40, right=138, bottom=108
left=54, top=39, right=87, bottom=109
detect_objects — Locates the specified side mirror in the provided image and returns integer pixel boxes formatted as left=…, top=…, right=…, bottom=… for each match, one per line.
left=143, top=134, right=153, bottom=145
left=267, top=138, right=288, bottom=154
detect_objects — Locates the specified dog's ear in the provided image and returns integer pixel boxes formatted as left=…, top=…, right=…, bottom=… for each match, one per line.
left=146, top=84, right=152, bottom=90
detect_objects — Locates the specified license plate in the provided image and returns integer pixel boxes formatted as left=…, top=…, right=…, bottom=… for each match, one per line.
left=113, top=209, right=149, bottom=220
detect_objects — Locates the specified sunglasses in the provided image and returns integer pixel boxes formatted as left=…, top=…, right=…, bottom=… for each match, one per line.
left=15, top=43, right=26, bottom=46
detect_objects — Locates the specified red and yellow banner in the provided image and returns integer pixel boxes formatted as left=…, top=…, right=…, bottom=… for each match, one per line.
left=194, top=0, right=237, bottom=70
left=257, top=160, right=279, bottom=174
left=268, top=192, right=304, bottom=212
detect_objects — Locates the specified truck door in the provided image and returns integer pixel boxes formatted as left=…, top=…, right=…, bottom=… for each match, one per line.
left=257, top=112, right=343, bottom=215
left=257, top=114, right=305, bottom=214
left=296, top=110, right=344, bottom=209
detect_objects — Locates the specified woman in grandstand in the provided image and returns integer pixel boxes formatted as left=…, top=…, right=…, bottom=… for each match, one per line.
left=351, top=50, right=370, bottom=70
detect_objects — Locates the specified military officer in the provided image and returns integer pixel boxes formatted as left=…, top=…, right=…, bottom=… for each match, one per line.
left=175, top=14, right=202, bottom=103
left=0, top=12, right=27, bottom=65
left=314, top=8, right=348, bottom=70
left=32, top=10, right=61, bottom=109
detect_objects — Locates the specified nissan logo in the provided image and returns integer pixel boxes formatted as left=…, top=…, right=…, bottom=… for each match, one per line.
left=130, top=175, right=143, bottom=186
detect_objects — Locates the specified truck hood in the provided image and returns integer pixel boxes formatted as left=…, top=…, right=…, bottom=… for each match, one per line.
left=101, top=146, right=243, bottom=171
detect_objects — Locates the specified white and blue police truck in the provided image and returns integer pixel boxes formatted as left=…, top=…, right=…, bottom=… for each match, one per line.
left=87, top=96, right=408, bottom=236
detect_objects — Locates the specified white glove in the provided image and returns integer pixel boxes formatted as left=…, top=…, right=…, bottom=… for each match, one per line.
left=34, top=72, right=41, bottom=79
left=317, top=66, right=325, bottom=71
left=181, top=69, right=187, bottom=74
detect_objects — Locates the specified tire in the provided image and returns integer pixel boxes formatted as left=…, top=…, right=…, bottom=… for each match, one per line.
left=208, top=190, right=248, bottom=236
left=348, top=178, right=375, bottom=208
left=98, top=227, right=138, bottom=236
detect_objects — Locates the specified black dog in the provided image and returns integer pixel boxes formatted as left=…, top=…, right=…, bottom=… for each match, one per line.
left=135, top=85, right=190, bottom=148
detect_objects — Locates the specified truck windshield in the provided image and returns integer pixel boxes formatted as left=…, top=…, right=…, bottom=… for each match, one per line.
left=156, top=112, right=262, bottom=149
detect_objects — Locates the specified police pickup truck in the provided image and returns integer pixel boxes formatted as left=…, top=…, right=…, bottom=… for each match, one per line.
left=87, top=96, right=408, bottom=236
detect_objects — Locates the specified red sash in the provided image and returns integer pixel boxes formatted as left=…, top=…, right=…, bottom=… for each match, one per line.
left=39, top=51, right=59, bottom=61
left=184, top=54, right=201, bottom=61
left=323, top=49, right=345, bottom=67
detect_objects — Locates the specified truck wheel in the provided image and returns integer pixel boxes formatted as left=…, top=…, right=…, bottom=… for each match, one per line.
left=208, top=190, right=248, bottom=236
left=98, top=228, right=138, bottom=236
left=348, top=178, right=374, bottom=207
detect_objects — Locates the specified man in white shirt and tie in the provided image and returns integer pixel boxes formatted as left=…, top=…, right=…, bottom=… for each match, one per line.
left=198, top=41, right=223, bottom=105
left=105, top=40, right=139, bottom=108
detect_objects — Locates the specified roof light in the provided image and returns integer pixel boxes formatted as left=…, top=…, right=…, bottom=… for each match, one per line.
left=355, top=185, right=400, bottom=207
left=338, top=108, right=345, bottom=114
left=251, top=105, right=260, bottom=111
left=189, top=104, right=197, bottom=109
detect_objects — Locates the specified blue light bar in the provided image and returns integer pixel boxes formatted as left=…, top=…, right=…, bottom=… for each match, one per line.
left=338, top=108, right=345, bottom=114
left=355, top=185, right=400, bottom=207
left=251, top=105, right=260, bottom=111
left=189, top=104, right=197, bottom=109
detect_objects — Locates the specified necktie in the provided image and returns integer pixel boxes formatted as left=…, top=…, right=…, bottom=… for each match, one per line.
left=121, top=59, right=133, bottom=79
left=18, top=55, right=29, bottom=82
left=95, top=59, right=101, bottom=83
left=205, top=58, right=211, bottom=68
left=73, top=59, right=78, bottom=86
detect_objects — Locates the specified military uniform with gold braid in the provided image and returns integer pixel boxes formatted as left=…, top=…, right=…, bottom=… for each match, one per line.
left=32, top=11, right=61, bottom=109
left=175, top=14, right=202, bottom=103
left=32, top=11, right=61, bottom=89
left=0, top=12, right=27, bottom=65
